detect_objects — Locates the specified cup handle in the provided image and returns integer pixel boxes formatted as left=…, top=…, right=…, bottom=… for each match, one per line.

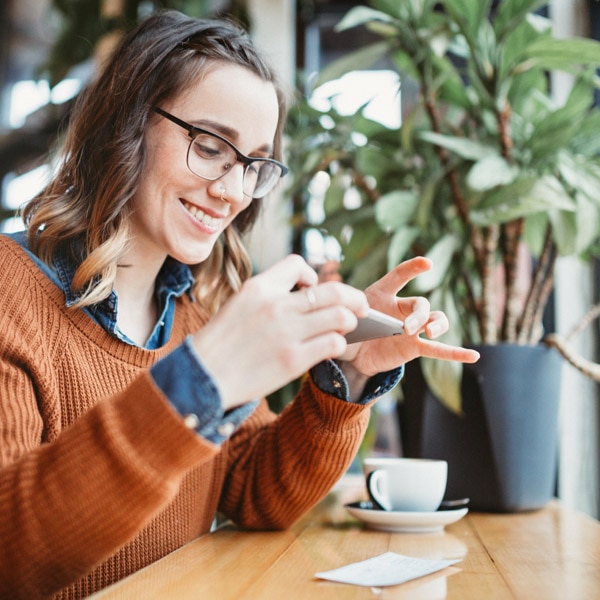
left=366, top=470, right=391, bottom=511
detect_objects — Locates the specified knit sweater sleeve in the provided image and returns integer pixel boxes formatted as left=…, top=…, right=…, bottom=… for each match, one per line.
left=0, top=243, right=215, bottom=598
left=0, top=370, right=213, bottom=598
left=218, top=374, right=372, bottom=530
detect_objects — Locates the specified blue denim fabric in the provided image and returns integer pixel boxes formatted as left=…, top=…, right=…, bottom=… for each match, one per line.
left=6, top=231, right=402, bottom=442
left=311, top=360, right=403, bottom=405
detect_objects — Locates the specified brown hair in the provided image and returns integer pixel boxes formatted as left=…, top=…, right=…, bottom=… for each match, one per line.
left=22, top=10, right=289, bottom=313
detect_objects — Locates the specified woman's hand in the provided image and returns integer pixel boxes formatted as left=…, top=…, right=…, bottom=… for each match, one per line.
left=190, top=255, right=369, bottom=411
left=193, top=254, right=477, bottom=410
left=339, top=257, right=480, bottom=379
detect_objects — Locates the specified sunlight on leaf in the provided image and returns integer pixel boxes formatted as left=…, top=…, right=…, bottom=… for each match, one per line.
left=375, top=190, right=419, bottom=231
left=412, top=234, right=458, bottom=294
left=419, top=131, right=496, bottom=161
left=467, top=155, right=519, bottom=191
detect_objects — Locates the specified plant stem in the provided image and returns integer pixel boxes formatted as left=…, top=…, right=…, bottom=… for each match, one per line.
left=517, top=226, right=556, bottom=344
left=481, top=225, right=499, bottom=343
left=500, top=219, right=524, bottom=341
left=529, top=262, right=555, bottom=344
left=352, top=172, right=380, bottom=204
left=496, top=101, right=523, bottom=343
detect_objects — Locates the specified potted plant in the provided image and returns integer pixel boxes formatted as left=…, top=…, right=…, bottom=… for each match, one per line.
left=285, top=0, right=600, bottom=511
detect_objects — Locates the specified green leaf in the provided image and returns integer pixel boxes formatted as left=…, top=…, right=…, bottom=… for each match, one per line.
left=517, top=37, right=600, bottom=73
left=412, top=234, right=459, bottom=294
left=419, top=131, right=496, bottom=161
left=549, top=209, right=577, bottom=256
left=444, top=0, right=490, bottom=43
left=527, top=98, right=591, bottom=163
left=573, top=193, right=600, bottom=254
left=420, top=287, right=465, bottom=413
left=558, top=153, right=600, bottom=206
left=507, top=66, right=548, bottom=113
left=387, top=227, right=419, bottom=269
left=313, top=41, right=391, bottom=89
left=437, top=67, right=472, bottom=109
left=467, top=155, right=519, bottom=191
left=523, top=212, right=549, bottom=258
left=421, top=356, right=464, bottom=414
left=356, top=145, right=394, bottom=183
left=323, top=173, right=346, bottom=216
left=340, top=219, right=386, bottom=266
left=375, top=190, right=419, bottom=232
left=494, top=0, right=549, bottom=41
left=470, top=176, right=576, bottom=225
left=570, top=112, right=600, bottom=156
left=496, top=15, right=535, bottom=82
left=415, top=179, right=438, bottom=231
left=346, top=238, right=390, bottom=289
left=474, top=18, right=498, bottom=82
left=335, top=6, right=396, bottom=32
left=563, top=71, right=599, bottom=115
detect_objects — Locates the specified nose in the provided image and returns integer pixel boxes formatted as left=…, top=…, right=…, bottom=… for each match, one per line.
left=211, top=163, right=246, bottom=204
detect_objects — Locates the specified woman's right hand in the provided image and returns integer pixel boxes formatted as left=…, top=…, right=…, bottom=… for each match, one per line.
left=190, top=255, right=369, bottom=410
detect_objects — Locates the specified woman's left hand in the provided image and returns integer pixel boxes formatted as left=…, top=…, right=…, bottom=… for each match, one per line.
left=339, top=256, right=480, bottom=378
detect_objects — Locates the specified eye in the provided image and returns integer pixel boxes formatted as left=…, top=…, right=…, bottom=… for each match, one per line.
left=192, top=134, right=227, bottom=160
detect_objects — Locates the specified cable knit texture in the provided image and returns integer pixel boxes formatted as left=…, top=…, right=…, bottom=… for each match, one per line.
left=0, top=236, right=371, bottom=599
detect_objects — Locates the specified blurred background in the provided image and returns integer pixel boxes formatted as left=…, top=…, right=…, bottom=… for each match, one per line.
left=1, top=0, right=598, bottom=518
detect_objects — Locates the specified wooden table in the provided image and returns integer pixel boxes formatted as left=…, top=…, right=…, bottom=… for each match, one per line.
left=90, top=476, right=600, bottom=599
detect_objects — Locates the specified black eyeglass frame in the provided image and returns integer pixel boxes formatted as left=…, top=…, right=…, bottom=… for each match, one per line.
left=154, top=107, right=288, bottom=198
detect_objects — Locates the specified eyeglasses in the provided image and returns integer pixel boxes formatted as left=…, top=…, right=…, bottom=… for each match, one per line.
left=154, top=107, right=288, bottom=199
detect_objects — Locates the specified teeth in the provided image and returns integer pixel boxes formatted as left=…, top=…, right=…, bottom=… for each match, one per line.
left=183, top=201, right=220, bottom=228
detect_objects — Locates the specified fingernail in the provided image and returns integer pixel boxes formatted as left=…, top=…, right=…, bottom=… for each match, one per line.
left=404, top=315, right=419, bottom=334
left=427, top=322, right=443, bottom=338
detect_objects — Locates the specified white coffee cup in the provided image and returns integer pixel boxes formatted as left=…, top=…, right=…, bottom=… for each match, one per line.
left=363, top=457, right=448, bottom=512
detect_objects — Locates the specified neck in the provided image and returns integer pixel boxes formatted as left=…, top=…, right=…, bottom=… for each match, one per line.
left=113, top=248, right=166, bottom=346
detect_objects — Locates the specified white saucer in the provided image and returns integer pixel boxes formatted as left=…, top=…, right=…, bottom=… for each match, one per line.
left=345, top=502, right=468, bottom=533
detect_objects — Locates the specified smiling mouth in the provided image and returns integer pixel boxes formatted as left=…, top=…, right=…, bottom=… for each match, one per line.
left=181, top=200, right=224, bottom=229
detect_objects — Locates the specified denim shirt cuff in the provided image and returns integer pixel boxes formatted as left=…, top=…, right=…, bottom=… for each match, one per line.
left=151, top=337, right=257, bottom=444
left=310, top=360, right=404, bottom=405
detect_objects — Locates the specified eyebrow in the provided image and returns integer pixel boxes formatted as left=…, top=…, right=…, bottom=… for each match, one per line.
left=194, top=118, right=274, bottom=155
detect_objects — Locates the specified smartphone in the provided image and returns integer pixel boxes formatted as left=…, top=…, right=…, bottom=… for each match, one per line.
left=345, top=309, right=405, bottom=344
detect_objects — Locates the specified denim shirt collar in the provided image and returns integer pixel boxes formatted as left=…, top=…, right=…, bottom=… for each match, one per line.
left=53, top=245, right=195, bottom=348
left=53, top=248, right=194, bottom=305
left=7, top=231, right=195, bottom=349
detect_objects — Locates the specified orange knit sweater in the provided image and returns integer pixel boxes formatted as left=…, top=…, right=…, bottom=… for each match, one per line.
left=0, top=236, right=371, bottom=599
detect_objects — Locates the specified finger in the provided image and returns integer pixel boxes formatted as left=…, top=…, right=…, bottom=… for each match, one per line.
left=294, top=281, right=369, bottom=316
left=301, top=306, right=360, bottom=340
left=416, top=339, right=480, bottom=364
left=254, top=254, right=318, bottom=293
left=302, top=287, right=318, bottom=313
left=367, top=256, right=433, bottom=298
left=398, top=296, right=431, bottom=334
left=423, top=311, right=449, bottom=339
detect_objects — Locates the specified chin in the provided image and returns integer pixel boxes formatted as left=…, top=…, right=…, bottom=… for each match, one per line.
left=172, top=245, right=215, bottom=266
left=166, top=230, right=223, bottom=265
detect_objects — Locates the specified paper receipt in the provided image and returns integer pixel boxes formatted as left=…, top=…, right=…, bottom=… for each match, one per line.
left=315, top=551, right=460, bottom=587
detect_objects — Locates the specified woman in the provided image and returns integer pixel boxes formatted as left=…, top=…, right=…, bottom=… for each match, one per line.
left=0, top=10, right=478, bottom=599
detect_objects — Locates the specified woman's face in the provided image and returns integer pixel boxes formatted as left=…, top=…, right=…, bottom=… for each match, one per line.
left=129, top=63, right=280, bottom=266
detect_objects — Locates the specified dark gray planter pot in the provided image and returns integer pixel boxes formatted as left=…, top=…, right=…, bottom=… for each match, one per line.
left=399, top=344, right=562, bottom=512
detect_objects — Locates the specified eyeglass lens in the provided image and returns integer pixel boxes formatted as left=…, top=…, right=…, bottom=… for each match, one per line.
left=187, top=133, right=282, bottom=199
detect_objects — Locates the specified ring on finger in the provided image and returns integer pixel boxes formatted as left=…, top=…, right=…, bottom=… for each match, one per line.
left=304, top=287, right=317, bottom=312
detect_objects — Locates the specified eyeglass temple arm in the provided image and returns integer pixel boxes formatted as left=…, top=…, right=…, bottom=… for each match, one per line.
left=154, top=107, right=197, bottom=137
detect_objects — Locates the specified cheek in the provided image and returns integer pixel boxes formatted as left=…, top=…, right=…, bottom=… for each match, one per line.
left=144, top=130, right=188, bottom=183
left=135, top=144, right=186, bottom=206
